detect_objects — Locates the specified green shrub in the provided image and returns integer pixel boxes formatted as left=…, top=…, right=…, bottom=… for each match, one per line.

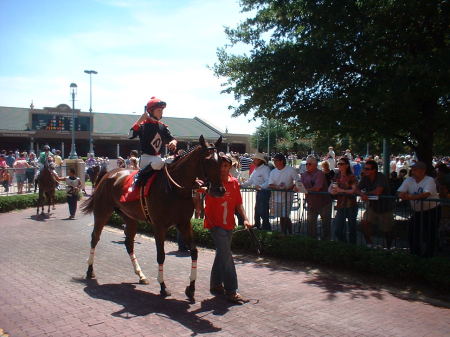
left=0, top=191, right=69, bottom=213
left=107, top=212, right=450, bottom=290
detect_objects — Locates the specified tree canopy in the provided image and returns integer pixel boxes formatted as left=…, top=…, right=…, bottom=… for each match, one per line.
left=213, top=0, right=450, bottom=164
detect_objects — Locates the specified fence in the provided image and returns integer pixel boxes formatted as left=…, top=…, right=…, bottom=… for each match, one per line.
left=0, top=165, right=80, bottom=195
left=240, top=188, right=450, bottom=256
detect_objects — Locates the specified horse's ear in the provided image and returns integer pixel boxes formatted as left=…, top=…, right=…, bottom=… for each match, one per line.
left=199, top=135, right=206, bottom=148
left=214, top=136, right=222, bottom=148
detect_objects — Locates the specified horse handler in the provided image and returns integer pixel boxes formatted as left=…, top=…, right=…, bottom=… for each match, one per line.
left=204, top=153, right=253, bottom=304
left=56, top=168, right=81, bottom=219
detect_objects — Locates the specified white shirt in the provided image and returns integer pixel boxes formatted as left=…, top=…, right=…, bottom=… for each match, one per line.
left=268, top=165, right=299, bottom=202
left=241, top=164, right=271, bottom=189
left=397, top=176, right=439, bottom=211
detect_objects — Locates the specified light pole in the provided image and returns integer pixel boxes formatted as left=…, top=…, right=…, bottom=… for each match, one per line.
left=84, top=70, right=98, bottom=155
left=69, top=83, right=78, bottom=159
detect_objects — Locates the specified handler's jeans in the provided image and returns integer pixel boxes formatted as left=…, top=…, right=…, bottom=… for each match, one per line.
left=67, top=194, right=78, bottom=217
left=210, top=226, right=238, bottom=294
left=255, top=189, right=271, bottom=230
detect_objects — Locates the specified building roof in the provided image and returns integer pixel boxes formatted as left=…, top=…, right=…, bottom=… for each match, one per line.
left=0, top=106, right=30, bottom=131
left=0, top=106, right=223, bottom=140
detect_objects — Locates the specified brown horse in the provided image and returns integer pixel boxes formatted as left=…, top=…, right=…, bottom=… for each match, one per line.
left=36, top=165, right=57, bottom=215
left=81, top=135, right=224, bottom=299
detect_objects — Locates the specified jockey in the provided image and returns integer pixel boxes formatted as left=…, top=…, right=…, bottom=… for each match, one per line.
left=38, top=145, right=54, bottom=169
left=129, top=97, right=177, bottom=185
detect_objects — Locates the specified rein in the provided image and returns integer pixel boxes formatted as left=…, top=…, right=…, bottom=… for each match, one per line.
left=163, top=145, right=217, bottom=191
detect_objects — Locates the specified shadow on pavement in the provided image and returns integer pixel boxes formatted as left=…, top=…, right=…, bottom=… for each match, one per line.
left=73, top=278, right=222, bottom=335
left=304, top=273, right=384, bottom=301
left=30, top=213, right=52, bottom=221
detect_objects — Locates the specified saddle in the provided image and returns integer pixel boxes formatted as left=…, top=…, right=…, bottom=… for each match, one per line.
left=120, top=168, right=158, bottom=203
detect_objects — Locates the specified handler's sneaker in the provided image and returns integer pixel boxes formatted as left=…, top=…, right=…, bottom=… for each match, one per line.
left=226, top=292, right=249, bottom=304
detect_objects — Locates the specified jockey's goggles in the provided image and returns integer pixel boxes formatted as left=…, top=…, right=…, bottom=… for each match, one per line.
left=147, top=101, right=166, bottom=112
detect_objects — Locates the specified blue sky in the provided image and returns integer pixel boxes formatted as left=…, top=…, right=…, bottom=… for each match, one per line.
left=0, top=0, right=259, bottom=134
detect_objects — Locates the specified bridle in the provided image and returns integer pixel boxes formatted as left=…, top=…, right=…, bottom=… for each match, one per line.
left=163, top=145, right=217, bottom=191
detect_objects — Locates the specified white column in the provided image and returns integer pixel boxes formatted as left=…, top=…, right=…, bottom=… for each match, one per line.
left=116, top=143, right=120, bottom=158
left=61, top=141, right=65, bottom=159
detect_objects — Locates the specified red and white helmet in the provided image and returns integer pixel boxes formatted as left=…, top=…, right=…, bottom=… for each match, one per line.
left=146, top=96, right=166, bottom=113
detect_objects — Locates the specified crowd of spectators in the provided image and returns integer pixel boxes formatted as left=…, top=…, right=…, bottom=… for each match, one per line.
left=2, top=144, right=449, bottom=257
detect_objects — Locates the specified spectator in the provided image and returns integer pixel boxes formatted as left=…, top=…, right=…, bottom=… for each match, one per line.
left=435, top=163, right=450, bottom=251
left=358, top=160, right=394, bottom=248
left=204, top=153, right=251, bottom=304
left=241, top=153, right=271, bottom=230
left=0, top=154, right=10, bottom=192
left=129, top=150, right=139, bottom=169
left=398, top=161, right=440, bottom=257
left=326, top=146, right=336, bottom=169
left=300, top=155, right=332, bottom=240
left=13, top=152, right=31, bottom=194
left=344, top=149, right=353, bottom=161
left=26, top=152, right=38, bottom=193
left=229, top=155, right=240, bottom=178
left=398, top=168, right=408, bottom=180
left=54, top=150, right=63, bottom=176
left=117, top=157, right=126, bottom=168
left=353, top=157, right=362, bottom=180
left=128, top=157, right=139, bottom=170
left=330, top=157, right=358, bottom=244
left=239, top=153, right=252, bottom=182
left=268, top=153, right=299, bottom=235
left=320, top=160, right=335, bottom=187
left=395, top=156, right=409, bottom=175
left=5, top=150, right=15, bottom=167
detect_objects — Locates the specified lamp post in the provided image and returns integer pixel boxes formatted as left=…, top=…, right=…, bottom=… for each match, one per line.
left=84, top=70, right=98, bottom=155
left=69, top=83, right=78, bottom=159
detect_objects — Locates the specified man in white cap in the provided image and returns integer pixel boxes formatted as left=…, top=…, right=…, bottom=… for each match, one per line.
left=398, top=161, right=440, bottom=257
left=241, top=153, right=271, bottom=230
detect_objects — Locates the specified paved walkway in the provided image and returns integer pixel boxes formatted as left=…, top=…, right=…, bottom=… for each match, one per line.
left=0, top=204, right=449, bottom=337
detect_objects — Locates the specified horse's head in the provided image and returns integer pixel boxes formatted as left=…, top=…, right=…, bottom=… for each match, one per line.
left=199, top=135, right=225, bottom=197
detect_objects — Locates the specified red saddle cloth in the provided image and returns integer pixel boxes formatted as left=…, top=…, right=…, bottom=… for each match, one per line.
left=119, top=170, right=157, bottom=203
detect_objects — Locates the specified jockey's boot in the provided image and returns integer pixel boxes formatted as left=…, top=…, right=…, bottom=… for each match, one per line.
left=134, top=164, right=155, bottom=187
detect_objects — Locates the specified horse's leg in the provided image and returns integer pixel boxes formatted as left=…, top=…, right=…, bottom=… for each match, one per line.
left=47, top=192, right=51, bottom=213
left=155, top=230, right=171, bottom=297
left=36, top=190, right=41, bottom=215
left=52, top=190, right=56, bottom=210
left=179, top=223, right=198, bottom=300
left=121, top=214, right=149, bottom=284
left=86, top=211, right=111, bottom=279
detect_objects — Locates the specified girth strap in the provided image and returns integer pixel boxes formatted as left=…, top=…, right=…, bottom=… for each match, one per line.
left=139, top=185, right=152, bottom=224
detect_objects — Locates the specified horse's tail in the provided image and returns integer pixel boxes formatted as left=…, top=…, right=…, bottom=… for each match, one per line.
left=81, top=195, right=95, bottom=214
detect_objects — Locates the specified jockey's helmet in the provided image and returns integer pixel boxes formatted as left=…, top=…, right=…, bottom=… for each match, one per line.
left=43, top=145, right=50, bottom=151
left=146, top=97, right=166, bottom=119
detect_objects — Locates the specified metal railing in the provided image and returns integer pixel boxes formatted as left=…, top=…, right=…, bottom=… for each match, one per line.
left=239, top=188, right=450, bottom=256
left=0, top=166, right=74, bottom=195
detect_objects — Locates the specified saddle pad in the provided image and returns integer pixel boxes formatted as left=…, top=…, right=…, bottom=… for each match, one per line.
left=119, top=170, right=157, bottom=203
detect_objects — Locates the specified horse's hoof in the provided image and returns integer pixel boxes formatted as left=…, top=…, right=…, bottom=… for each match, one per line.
left=139, top=278, right=150, bottom=285
left=86, top=266, right=96, bottom=279
left=185, top=286, right=195, bottom=301
left=160, top=288, right=171, bottom=297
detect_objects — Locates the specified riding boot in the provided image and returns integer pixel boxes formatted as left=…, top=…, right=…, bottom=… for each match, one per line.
left=134, top=164, right=155, bottom=187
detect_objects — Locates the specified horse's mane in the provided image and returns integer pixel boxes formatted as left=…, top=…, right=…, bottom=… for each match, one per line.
left=169, top=145, right=202, bottom=167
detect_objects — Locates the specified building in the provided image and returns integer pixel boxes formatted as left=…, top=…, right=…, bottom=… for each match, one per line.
left=0, top=104, right=254, bottom=158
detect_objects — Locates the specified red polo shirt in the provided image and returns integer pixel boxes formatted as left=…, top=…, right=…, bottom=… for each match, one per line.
left=204, top=175, right=243, bottom=230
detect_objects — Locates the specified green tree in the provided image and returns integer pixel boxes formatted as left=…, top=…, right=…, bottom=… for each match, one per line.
left=214, top=0, right=450, bottom=169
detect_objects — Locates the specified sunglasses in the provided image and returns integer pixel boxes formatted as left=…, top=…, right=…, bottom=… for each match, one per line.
left=337, top=162, right=347, bottom=166
left=364, top=167, right=375, bottom=171
left=306, top=163, right=314, bottom=166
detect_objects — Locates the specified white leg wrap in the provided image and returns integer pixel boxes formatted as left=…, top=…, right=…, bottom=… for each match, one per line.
left=189, top=261, right=197, bottom=282
left=87, top=248, right=95, bottom=265
left=157, top=264, right=164, bottom=283
left=130, top=253, right=146, bottom=279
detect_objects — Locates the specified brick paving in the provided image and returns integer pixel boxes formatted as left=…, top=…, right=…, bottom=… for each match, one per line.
left=0, top=203, right=449, bottom=337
